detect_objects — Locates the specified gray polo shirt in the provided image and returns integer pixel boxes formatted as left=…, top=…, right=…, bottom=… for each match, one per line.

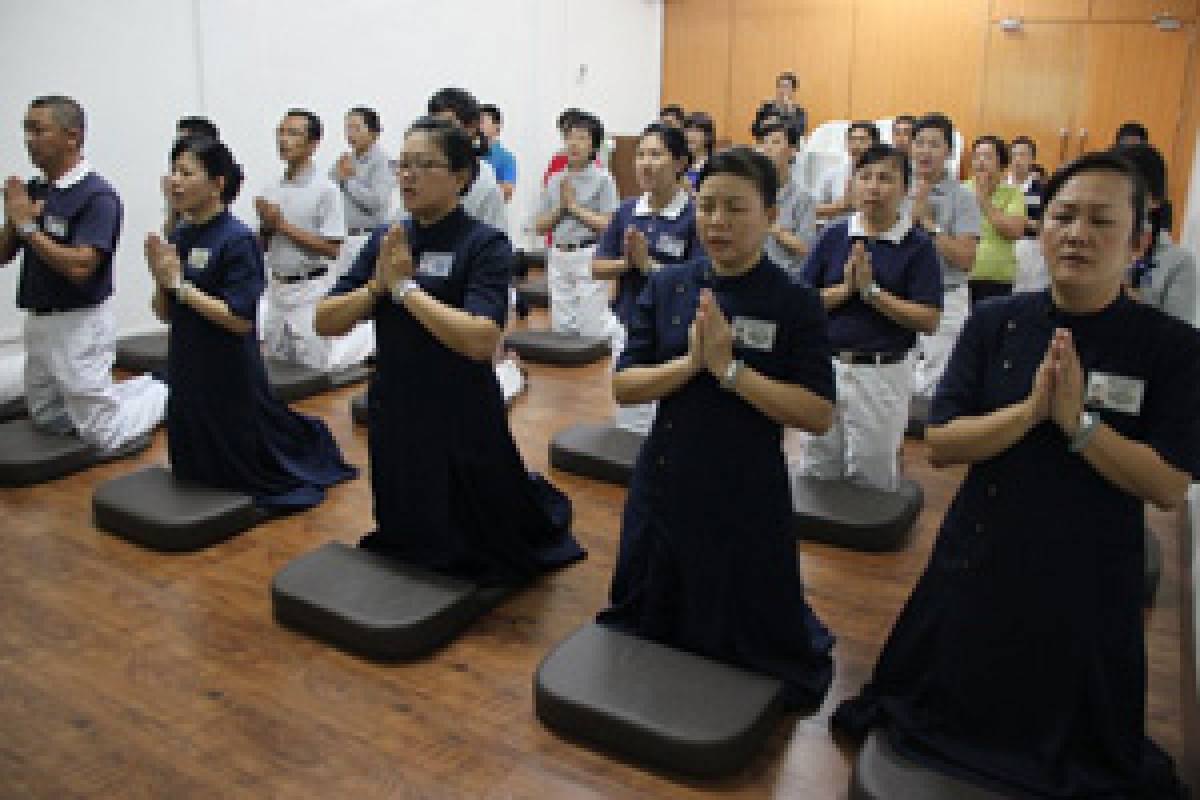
left=463, top=159, right=508, bottom=232
left=331, top=143, right=395, bottom=232
left=539, top=163, right=619, bottom=246
left=261, top=164, right=345, bottom=278
left=766, top=178, right=817, bottom=274
left=901, top=173, right=981, bottom=289
left=1137, top=233, right=1198, bottom=326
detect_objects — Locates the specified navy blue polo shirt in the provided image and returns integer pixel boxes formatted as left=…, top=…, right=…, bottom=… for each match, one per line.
left=801, top=214, right=942, bottom=353
left=596, top=190, right=702, bottom=325
left=16, top=164, right=122, bottom=310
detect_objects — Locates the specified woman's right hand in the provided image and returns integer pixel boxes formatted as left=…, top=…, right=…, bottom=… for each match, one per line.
left=1025, top=338, right=1056, bottom=425
left=624, top=226, right=650, bottom=273
left=373, top=223, right=414, bottom=295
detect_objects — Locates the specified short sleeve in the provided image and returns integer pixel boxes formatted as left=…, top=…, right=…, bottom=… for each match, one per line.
left=72, top=193, right=121, bottom=254
left=1142, top=322, right=1200, bottom=478
left=595, top=208, right=625, bottom=260
left=495, top=150, right=517, bottom=184
left=904, top=234, right=944, bottom=309
left=537, top=175, right=558, bottom=218
left=318, top=184, right=346, bottom=240
left=781, top=285, right=835, bottom=402
left=951, top=184, right=982, bottom=238
left=615, top=275, right=659, bottom=371
left=800, top=226, right=834, bottom=288
left=328, top=226, right=384, bottom=296
left=462, top=231, right=513, bottom=327
left=929, top=306, right=992, bottom=425
left=214, top=234, right=265, bottom=321
left=598, top=175, right=619, bottom=214
left=1161, top=249, right=1198, bottom=326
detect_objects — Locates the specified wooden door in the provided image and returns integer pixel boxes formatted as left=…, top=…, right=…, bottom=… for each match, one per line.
left=980, top=21, right=1085, bottom=170
left=849, top=0, right=989, bottom=147
left=1089, top=0, right=1197, bottom=22
left=662, top=0, right=734, bottom=138
left=990, top=0, right=1089, bottom=21
left=727, top=0, right=853, bottom=144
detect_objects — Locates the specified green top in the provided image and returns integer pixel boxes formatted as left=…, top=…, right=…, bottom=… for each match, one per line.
left=965, top=179, right=1026, bottom=282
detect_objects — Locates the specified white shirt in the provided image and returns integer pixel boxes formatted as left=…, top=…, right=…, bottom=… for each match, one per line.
left=261, top=163, right=345, bottom=278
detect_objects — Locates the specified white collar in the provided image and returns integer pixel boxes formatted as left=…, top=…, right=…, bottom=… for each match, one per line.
left=634, top=188, right=689, bottom=219
left=848, top=211, right=911, bottom=243
left=50, top=159, right=91, bottom=189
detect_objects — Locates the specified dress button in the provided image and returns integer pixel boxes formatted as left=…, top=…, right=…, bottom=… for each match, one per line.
left=676, top=284, right=685, bottom=293
left=975, top=522, right=984, bottom=534
left=987, top=484, right=997, bottom=497
left=1003, top=360, right=1012, bottom=369
left=658, top=456, right=666, bottom=467
left=1007, top=320, right=1017, bottom=331
left=672, top=315, right=681, bottom=325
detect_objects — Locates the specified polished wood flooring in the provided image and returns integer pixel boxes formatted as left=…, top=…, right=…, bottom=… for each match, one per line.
left=0, top=308, right=1185, bottom=799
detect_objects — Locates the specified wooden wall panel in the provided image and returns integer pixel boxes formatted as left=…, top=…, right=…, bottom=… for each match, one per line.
left=727, top=0, right=853, bottom=143
left=980, top=22, right=1085, bottom=169
left=990, top=0, right=1089, bottom=20
left=661, top=0, right=733, bottom=139
left=848, top=0, right=989, bottom=149
left=1174, top=22, right=1200, bottom=230
left=1090, top=0, right=1197, bottom=22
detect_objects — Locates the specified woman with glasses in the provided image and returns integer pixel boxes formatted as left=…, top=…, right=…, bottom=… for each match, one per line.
left=315, top=117, right=584, bottom=585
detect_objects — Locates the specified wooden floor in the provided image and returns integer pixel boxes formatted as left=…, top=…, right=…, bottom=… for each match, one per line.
left=0, top=308, right=1185, bottom=799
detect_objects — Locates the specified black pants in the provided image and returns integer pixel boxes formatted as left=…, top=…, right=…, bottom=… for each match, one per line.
left=968, top=279, right=1012, bottom=309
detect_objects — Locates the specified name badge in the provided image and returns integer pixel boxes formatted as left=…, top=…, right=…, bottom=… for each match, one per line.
left=656, top=233, right=685, bottom=259
left=43, top=215, right=67, bottom=238
left=187, top=248, right=210, bottom=270
left=1085, top=371, right=1144, bottom=415
left=732, top=316, right=778, bottom=351
left=417, top=252, right=454, bottom=278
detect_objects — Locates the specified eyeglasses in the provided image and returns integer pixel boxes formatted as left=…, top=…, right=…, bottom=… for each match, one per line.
left=394, top=158, right=450, bottom=174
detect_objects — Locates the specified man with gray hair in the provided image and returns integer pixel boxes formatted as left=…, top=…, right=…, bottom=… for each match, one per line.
left=0, top=95, right=166, bottom=452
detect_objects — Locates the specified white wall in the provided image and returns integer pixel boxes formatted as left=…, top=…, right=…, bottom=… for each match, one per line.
left=0, top=0, right=663, bottom=343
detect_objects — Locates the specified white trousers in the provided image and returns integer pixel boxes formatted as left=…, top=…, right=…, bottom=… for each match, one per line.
left=790, top=355, right=912, bottom=491
left=914, top=284, right=968, bottom=400
left=494, top=357, right=525, bottom=404
left=548, top=245, right=618, bottom=339
left=263, top=262, right=374, bottom=372
left=24, top=302, right=166, bottom=452
left=1013, top=238, right=1050, bottom=293
left=609, top=319, right=655, bottom=435
left=0, top=348, right=24, bottom=404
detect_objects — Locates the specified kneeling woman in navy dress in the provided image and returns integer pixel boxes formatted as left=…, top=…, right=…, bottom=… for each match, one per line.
left=834, top=152, right=1200, bottom=797
left=145, top=135, right=355, bottom=510
left=598, top=146, right=838, bottom=709
left=316, top=117, right=584, bottom=585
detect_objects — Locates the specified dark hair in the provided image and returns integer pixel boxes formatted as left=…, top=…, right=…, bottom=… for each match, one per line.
left=683, top=112, right=716, bottom=157
left=1115, top=121, right=1149, bottom=145
left=557, top=107, right=584, bottom=132
left=777, top=71, right=798, bottom=89
left=428, top=87, right=481, bottom=127
left=972, top=135, right=1010, bottom=169
left=1011, top=135, right=1037, bottom=158
left=170, top=135, right=244, bottom=204
left=406, top=116, right=480, bottom=196
left=177, top=116, right=219, bottom=140
left=347, top=106, right=381, bottom=134
left=753, top=119, right=800, bottom=148
left=697, top=146, right=778, bottom=209
left=479, top=104, right=502, bottom=125
left=1112, top=142, right=1172, bottom=241
left=1030, top=163, right=1047, bottom=178
left=893, top=114, right=917, bottom=129
left=913, top=112, right=954, bottom=148
left=1041, top=152, right=1147, bottom=243
left=855, top=143, right=911, bottom=187
left=750, top=109, right=784, bottom=139
left=285, top=108, right=322, bottom=142
left=30, top=95, right=86, bottom=144
left=639, top=122, right=692, bottom=177
left=660, top=104, right=686, bottom=122
left=564, top=111, right=605, bottom=159
left=847, top=121, right=882, bottom=145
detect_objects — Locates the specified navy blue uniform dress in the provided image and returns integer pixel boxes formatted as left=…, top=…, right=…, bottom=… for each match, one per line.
left=329, top=207, right=585, bottom=585
left=167, top=211, right=356, bottom=509
left=598, top=254, right=837, bottom=708
left=834, top=291, right=1200, bottom=798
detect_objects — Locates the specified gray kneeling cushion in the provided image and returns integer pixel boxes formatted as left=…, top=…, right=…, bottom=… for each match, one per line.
left=266, top=360, right=369, bottom=403
left=504, top=331, right=609, bottom=366
left=549, top=423, right=645, bottom=487
left=535, top=623, right=786, bottom=778
left=93, top=466, right=265, bottom=552
left=0, top=420, right=152, bottom=487
left=792, top=476, right=923, bottom=552
left=0, top=396, right=26, bottom=423
left=271, top=541, right=510, bottom=660
left=851, top=729, right=1017, bottom=799
left=517, top=276, right=549, bottom=309
left=115, top=331, right=169, bottom=375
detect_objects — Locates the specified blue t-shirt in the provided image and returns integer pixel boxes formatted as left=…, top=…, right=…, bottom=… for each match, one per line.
left=801, top=218, right=942, bottom=353
left=484, top=141, right=517, bottom=186
left=17, top=171, right=122, bottom=310
left=596, top=192, right=703, bottom=324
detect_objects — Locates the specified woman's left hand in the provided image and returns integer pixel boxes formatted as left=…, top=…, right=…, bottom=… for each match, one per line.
left=375, top=223, right=415, bottom=291
left=1049, top=328, right=1085, bottom=434
left=696, top=289, right=733, bottom=377
left=145, top=233, right=182, bottom=290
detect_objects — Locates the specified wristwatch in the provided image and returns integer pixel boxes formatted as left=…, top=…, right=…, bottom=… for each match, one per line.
left=391, top=278, right=419, bottom=304
left=1068, top=411, right=1099, bottom=452
left=720, top=359, right=743, bottom=391
left=15, top=221, right=38, bottom=239
left=861, top=281, right=882, bottom=301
